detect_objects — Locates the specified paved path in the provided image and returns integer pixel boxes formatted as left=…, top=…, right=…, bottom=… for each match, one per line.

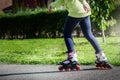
left=0, top=64, right=120, bottom=80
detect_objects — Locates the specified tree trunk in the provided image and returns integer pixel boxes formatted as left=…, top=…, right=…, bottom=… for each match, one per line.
left=101, top=18, right=106, bottom=44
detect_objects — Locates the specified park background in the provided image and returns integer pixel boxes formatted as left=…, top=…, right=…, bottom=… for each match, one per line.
left=0, top=0, right=120, bottom=66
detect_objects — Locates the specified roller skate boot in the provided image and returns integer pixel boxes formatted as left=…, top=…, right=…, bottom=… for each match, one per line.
left=58, top=50, right=80, bottom=71
left=95, top=52, right=112, bottom=69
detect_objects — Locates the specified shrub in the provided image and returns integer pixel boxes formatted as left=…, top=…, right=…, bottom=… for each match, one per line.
left=0, top=9, right=67, bottom=39
left=0, top=0, right=120, bottom=39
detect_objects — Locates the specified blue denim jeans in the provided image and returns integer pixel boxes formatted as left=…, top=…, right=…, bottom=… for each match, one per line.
left=63, top=16, right=102, bottom=53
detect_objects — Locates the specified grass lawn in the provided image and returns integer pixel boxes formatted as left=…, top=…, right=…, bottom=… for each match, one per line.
left=0, top=37, right=120, bottom=66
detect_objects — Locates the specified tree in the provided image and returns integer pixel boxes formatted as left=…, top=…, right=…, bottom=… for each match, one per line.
left=90, top=0, right=118, bottom=43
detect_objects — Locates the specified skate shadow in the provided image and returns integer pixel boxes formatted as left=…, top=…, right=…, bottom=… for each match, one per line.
left=0, top=71, right=60, bottom=77
left=0, top=67, right=104, bottom=77
left=81, top=67, right=102, bottom=71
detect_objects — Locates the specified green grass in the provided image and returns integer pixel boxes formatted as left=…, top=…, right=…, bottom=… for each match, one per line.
left=0, top=37, right=120, bottom=66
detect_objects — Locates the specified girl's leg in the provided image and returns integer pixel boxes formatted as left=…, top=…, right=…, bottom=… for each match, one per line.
left=61, top=16, right=80, bottom=65
left=79, top=16, right=102, bottom=53
left=63, top=16, right=80, bottom=52
left=79, top=16, right=112, bottom=69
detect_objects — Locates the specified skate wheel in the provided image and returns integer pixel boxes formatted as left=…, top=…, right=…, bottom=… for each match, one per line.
left=96, top=65, right=111, bottom=70
left=96, top=64, right=102, bottom=69
left=103, top=66, right=112, bottom=70
left=96, top=66, right=105, bottom=69
left=96, top=64, right=99, bottom=67
left=70, top=68, right=74, bottom=71
left=58, top=66, right=63, bottom=71
left=65, top=68, right=69, bottom=71
left=101, top=66, right=106, bottom=69
left=76, top=66, right=81, bottom=71
left=103, top=66, right=109, bottom=69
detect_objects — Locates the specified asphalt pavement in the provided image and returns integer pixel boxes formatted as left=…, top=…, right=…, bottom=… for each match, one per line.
left=0, top=64, right=120, bottom=80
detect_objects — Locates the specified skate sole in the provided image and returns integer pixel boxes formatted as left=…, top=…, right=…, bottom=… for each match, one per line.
left=58, top=65, right=81, bottom=71
left=96, top=64, right=112, bottom=70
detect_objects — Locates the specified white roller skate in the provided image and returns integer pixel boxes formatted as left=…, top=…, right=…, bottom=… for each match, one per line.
left=95, top=52, right=112, bottom=69
left=58, top=50, right=80, bottom=71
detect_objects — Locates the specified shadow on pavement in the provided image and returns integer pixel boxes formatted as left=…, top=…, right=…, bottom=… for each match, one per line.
left=0, top=67, right=103, bottom=77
